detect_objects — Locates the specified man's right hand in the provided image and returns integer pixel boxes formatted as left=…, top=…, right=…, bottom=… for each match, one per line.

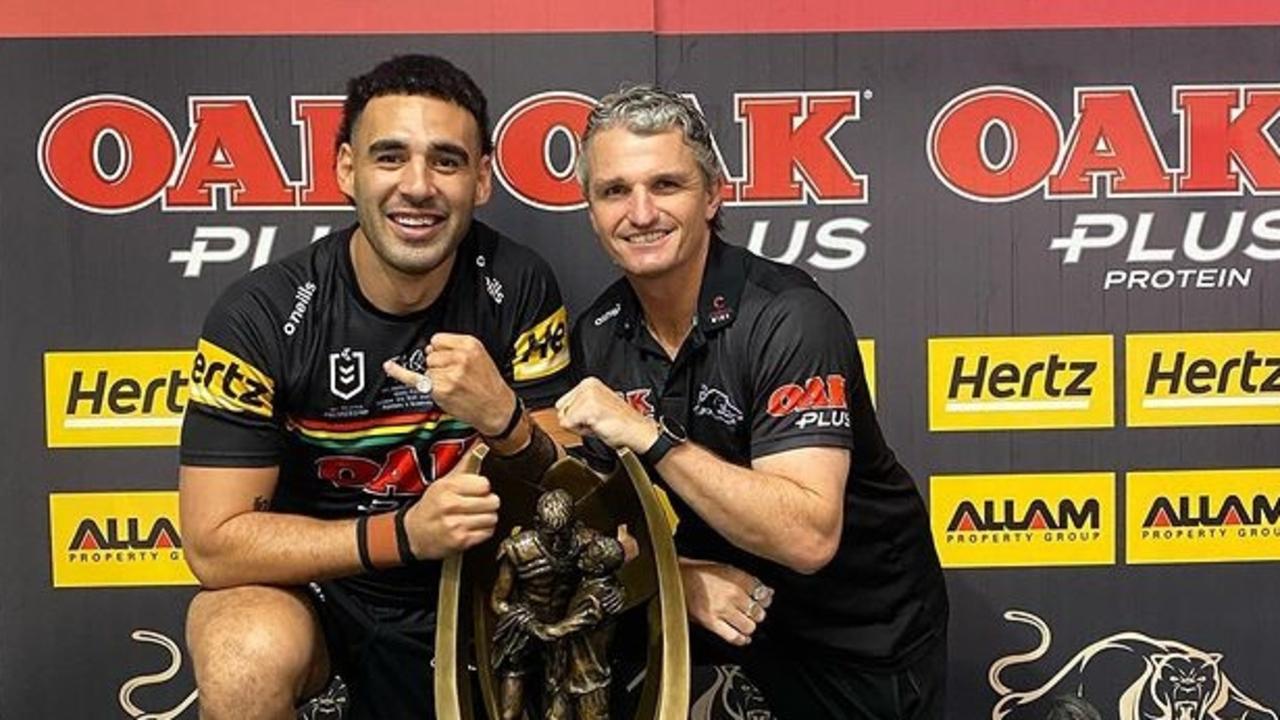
left=403, top=455, right=500, bottom=559
left=679, top=558, right=774, bottom=646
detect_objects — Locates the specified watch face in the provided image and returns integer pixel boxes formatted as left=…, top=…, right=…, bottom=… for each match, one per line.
left=661, top=416, right=688, bottom=442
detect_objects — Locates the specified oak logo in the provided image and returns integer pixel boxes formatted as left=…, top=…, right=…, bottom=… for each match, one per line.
left=44, top=351, right=193, bottom=448
left=49, top=491, right=196, bottom=587
left=766, top=374, right=850, bottom=430
left=1127, top=469, right=1280, bottom=565
left=1127, top=332, right=1280, bottom=428
left=513, top=306, right=569, bottom=382
left=188, top=338, right=273, bottom=418
left=931, top=473, right=1115, bottom=568
left=928, top=335, right=1114, bottom=431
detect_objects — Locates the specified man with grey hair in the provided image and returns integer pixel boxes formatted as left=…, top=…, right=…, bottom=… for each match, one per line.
left=556, top=85, right=949, bottom=719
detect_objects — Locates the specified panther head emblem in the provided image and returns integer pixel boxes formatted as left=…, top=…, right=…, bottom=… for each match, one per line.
left=1148, top=653, right=1222, bottom=720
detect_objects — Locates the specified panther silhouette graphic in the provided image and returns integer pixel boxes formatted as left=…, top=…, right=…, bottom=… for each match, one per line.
left=695, top=384, right=744, bottom=427
left=988, top=610, right=1276, bottom=720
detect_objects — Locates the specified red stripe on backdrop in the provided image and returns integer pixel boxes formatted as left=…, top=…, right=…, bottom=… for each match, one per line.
left=2, top=0, right=1279, bottom=37
left=0, top=0, right=654, bottom=37
left=653, top=0, right=1280, bottom=34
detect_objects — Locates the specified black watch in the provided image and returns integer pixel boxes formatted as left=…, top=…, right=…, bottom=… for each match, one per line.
left=640, top=416, right=687, bottom=466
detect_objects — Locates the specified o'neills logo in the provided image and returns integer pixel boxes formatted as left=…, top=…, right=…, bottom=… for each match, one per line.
left=49, top=491, right=196, bottom=588
left=1128, top=469, right=1280, bottom=565
left=44, top=351, right=192, bottom=448
left=1127, top=332, right=1280, bottom=428
left=930, top=473, right=1115, bottom=568
left=928, top=335, right=1114, bottom=431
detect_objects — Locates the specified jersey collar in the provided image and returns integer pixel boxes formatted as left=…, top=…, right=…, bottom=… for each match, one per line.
left=613, top=235, right=746, bottom=342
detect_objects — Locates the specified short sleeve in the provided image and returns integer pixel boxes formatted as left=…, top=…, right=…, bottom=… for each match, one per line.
left=747, top=288, right=864, bottom=459
left=505, top=255, right=574, bottom=409
left=179, top=289, right=286, bottom=467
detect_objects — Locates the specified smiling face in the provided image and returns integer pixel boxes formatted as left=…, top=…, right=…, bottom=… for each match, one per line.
left=336, top=93, right=492, bottom=278
left=582, top=127, right=722, bottom=281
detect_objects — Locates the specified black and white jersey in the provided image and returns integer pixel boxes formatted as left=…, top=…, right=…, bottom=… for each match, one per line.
left=572, top=238, right=947, bottom=668
left=180, top=222, right=572, bottom=606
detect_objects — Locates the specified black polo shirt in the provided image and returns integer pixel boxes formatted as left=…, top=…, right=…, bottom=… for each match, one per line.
left=572, top=237, right=947, bottom=668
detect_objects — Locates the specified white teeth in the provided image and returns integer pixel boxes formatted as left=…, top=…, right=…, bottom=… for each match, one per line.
left=391, top=215, right=442, bottom=228
left=625, top=230, right=670, bottom=244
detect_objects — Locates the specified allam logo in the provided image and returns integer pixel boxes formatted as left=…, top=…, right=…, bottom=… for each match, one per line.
left=49, top=491, right=197, bottom=588
left=1127, top=468, right=1280, bottom=565
left=930, top=472, right=1115, bottom=568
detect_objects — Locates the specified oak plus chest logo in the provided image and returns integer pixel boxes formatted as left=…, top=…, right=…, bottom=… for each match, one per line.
left=1127, top=332, right=1280, bottom=427
left=931, top=473, right=1115, bottom=568
left=44, top=351, right=192, bottom=448
left=50, top=491, right=196, bottom=587
left=328, top=347, right=365, bottom=401
left=1128, top=468, right=1280, bottom=565
left=928, top=335, right=1114, bottom=431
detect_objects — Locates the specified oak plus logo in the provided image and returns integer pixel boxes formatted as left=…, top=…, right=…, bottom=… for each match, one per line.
left=49, top=491, right=196, bottom=587
left=1127, top=332, right=1280, bottom=427
left=928, top=335, right=1114, bottom=431
left=1128, top=468, right=1280, bottom=565
left=928, top=84, right=1280, bottom=292
left=44, top=351, right=192, bottom=447
left=931, top=473, right=1114, bottom=568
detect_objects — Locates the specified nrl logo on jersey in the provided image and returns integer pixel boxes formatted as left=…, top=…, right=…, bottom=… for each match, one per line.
left=329, top=347, right=365, bottom=400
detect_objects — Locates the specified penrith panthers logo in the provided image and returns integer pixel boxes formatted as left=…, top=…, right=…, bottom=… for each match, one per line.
left=989, top=610, right=1276, bottom=720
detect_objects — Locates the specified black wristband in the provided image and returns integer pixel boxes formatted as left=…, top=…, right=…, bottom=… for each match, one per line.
left=483, top=395, right=526, bottom=442
left=393, top=504, right=416, bottom=565
left=484, top=421, right=558, bottom=486
left=355, top=515, right=375, bottom=572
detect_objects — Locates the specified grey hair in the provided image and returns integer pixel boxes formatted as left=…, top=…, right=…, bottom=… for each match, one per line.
left=577, top=85, right=724, bottom=230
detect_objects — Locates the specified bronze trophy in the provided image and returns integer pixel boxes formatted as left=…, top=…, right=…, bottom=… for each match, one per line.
left=435, top=446, right=690, bottom=720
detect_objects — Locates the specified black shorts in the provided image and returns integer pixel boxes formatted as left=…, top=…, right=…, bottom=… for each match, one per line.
left=305, top=580, right=436, bottom=720
left=689, top=627, right=947, bottom=720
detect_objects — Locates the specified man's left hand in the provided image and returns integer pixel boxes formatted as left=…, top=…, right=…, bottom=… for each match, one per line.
left=556, top=377, right=658, bottom=451
left=384, top=333, right=516, bottom=436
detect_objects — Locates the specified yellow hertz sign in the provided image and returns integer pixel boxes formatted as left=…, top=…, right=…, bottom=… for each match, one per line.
left=928, top=335, right=1114, bottom=431
left=49, top=491, right=196, bottom=588
left=1127, top=331, right=1280, bottom=428
left=1127, top=468, right=1280, bottom=565
left=858, top=339, right=876, bottom=404
left=931, top=473, right=1115, bottom=568
left=513, top=306, right=570, bottom=382
left=45, top=351, right=192, bottom=448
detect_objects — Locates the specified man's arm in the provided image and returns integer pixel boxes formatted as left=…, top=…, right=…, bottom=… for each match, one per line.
left=180, top=456, right=499, bottom=590
left=556, top=378, right=848, bottom=574
left=179, top=465, right=359, bottom=589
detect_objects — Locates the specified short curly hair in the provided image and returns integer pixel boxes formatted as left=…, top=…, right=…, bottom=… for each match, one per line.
left=336, top=54, right=492, bottom=155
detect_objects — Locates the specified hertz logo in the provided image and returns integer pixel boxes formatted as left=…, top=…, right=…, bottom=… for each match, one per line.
left=49, top=491, right=196, bottom=588
left=44, top=351, right=192, bottom=447
left=512, top=306, right=569, bottom=382
left=928, top=335, right=1114, bottom=431
left=931, top=473, right=1115, bottom=568
left=1127, top=332, right=1280, bottom=428
left=1128, top=469, right=1280, bottom=564
left=188, top=339, right=274, bottom=418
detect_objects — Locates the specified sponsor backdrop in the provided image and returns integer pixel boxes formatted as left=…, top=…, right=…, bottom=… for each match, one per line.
left=4, top=2, right=1280, bottom=717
